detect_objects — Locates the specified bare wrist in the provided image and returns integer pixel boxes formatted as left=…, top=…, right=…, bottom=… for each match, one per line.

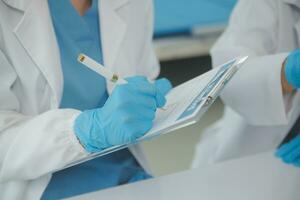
left=282, top=59, right=295, bottom=94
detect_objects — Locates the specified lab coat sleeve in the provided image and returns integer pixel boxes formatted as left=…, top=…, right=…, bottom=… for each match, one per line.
left=211, top=0, right=292, bottom=126
left=0, top=50, right=89, bottom=182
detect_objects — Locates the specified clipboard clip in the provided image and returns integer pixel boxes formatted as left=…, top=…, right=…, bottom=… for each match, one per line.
left=204, top=96, right=214, bottom=107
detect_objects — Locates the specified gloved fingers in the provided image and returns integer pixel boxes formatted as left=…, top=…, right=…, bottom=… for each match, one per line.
left=278, top=135, right=300, bottom=155
left=276, top=144, right=296, bottom=159
left=84, top=143, right=104, bottom=153
left=136, top=107, right=156, bottom=121
left=128, top=171, right=152, bottom=183
left=293, top=157, right=300, bottom=167
left=132, top=121, right=153, bottom=138
left=285, top=49, right=300, bottom=88
left=111, top=85, right=157, bottom=111
left=128, top=86, right=166, bottom=109
left=126, top=76, right=157, bottom=96
left=276, top=135, right=300, bottom=158
left=126, top=77, right=167, bottom=108
left=120, top=106, right=155, bottom=122
left=128, top=93, right=157, bottom=111
left=282, top=144, right=300, bottom=163
left=155, top=91, right=167, bottom=108
left=123, top=121, right=153, bottom=140
left=155, top=78, right=173, bottom=96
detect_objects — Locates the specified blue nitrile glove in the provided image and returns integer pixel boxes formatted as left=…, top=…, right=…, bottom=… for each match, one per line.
left=128, top=171, right=152, bottom=183
left=154, top=78, right=173, bottom=96
left=276, top=135, right=300, bottom=167
left=74, top=76, right=167, bottom=153
left=285, top=49, right=300, bottom=88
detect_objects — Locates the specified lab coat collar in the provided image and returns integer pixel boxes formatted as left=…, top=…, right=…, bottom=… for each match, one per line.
left=1, top=0, right=129, bottom=12
left=283, top=0, right=300, bottom=9
left=1, top=0, right=31, bottom=11
left=110, top=0, right=130, bottom=10
left=13, top=0, right=63, bottom=106
left=100, top=0, right=130, bottom=69
left=10, top=0, right=129, bottom=106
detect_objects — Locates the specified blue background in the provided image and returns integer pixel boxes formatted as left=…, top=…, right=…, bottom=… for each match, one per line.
left=154, top=0, right=237, bottom=37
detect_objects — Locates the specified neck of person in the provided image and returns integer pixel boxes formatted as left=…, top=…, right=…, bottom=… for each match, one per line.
left=71, top=0, right=92, bottom=16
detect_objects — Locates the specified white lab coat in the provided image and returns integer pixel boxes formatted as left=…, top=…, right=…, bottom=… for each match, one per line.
left=0, top=0, right=159, bottom=199
left=193, top=0, right=300, bottom=167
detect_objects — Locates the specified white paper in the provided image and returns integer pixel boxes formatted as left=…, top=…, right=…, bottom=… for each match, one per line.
left=145, top=68, right=217, bottom=136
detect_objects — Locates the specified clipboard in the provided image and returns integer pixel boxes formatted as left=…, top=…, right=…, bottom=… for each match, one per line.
left=60, top=56, right=248, bottom=171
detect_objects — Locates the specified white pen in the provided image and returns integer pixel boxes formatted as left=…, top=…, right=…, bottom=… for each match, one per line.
left=77, top=53, right=127, bottom=84
left=78, top=53, right=168, bottom=111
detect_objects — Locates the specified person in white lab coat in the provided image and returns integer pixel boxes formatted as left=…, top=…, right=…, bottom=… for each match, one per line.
left=0, top=0, right=172, bottom=199
left=193, top=0, right=300, bottom=167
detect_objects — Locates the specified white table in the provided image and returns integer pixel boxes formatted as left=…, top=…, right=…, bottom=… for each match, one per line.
left=67, top=152, right=300, bottom=200
left=154, top=33, right=221, bottom=62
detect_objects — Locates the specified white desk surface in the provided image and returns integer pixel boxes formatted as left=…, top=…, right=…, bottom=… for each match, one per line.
left=67, top=152, right=300, bottom=200
left=153, top=25, right=225, bottom=62
left=154, top=34, right=220, bottom=62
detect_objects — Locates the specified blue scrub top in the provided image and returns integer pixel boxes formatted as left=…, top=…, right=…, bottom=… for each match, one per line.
left=42, top=1, right=150, bottom=199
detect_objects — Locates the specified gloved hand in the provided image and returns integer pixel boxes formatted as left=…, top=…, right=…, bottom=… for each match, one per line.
left=276, top=135, right=300, bottom=167
left=285, top=49, right=300, bottom=88
left=128, top=171, right=152, bottom=183
left=74, top=76, right=167, bottom=153
left=154, top=78, right=173, bottom=96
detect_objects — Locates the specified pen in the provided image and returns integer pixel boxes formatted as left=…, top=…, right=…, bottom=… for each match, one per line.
left=77, top=53, right=127, bottom=84
left=78, top=53, right=168, bottom=110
